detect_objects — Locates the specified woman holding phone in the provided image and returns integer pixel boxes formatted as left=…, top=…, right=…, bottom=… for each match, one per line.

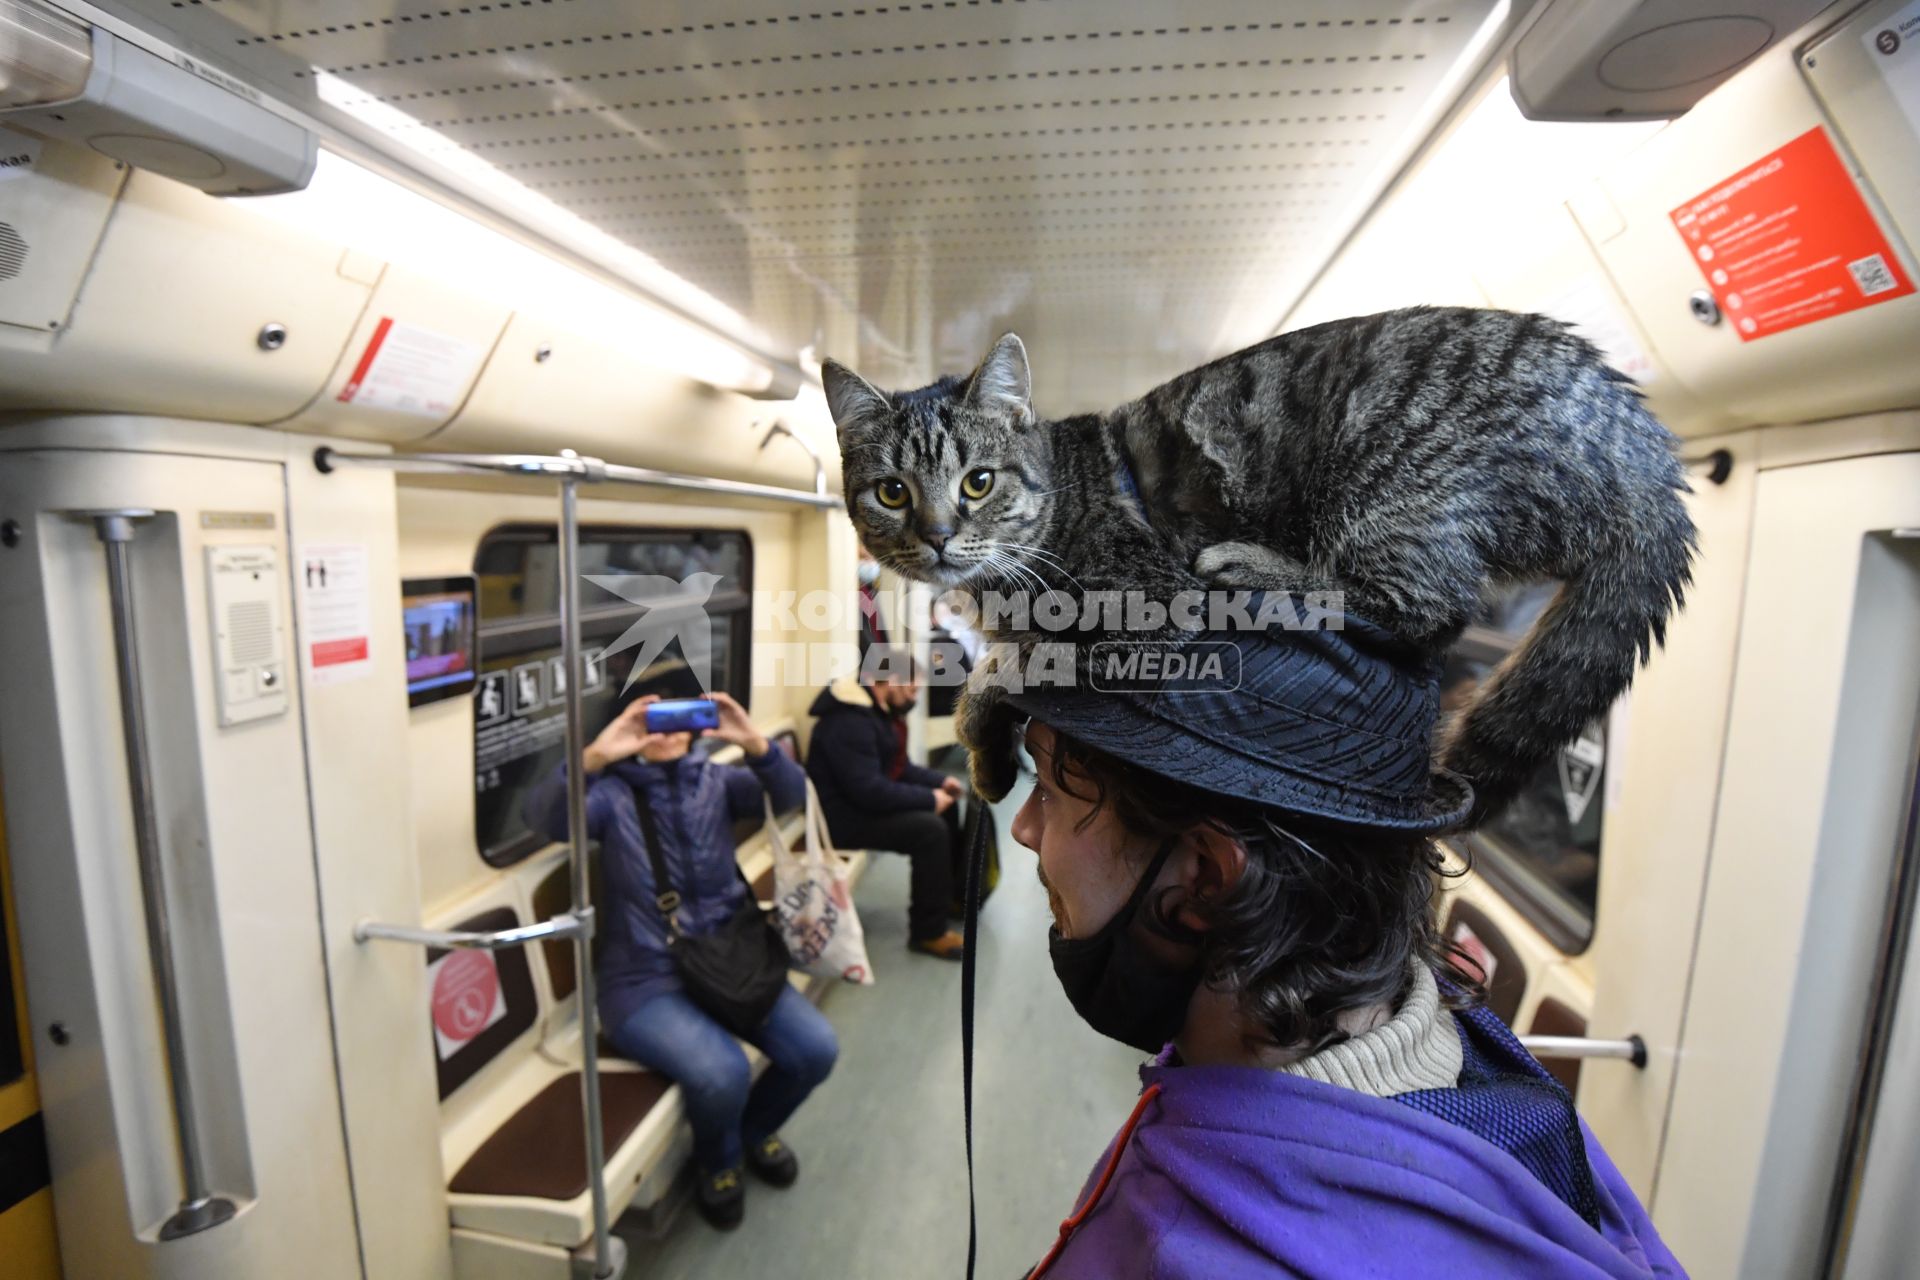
left=524, top=691, right=838, bottom=1232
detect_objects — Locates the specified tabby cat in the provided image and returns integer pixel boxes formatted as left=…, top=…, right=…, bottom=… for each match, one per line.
left=823, top=307, right=1696, bottom=824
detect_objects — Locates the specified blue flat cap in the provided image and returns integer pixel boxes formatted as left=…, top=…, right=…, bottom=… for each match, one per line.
left=999, top=602, right=1473, bottom=832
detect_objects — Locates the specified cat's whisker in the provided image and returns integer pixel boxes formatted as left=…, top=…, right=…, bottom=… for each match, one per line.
left=998, top=542, right=1085, bottom=591
left=983, top=550, right=1047, bottom=598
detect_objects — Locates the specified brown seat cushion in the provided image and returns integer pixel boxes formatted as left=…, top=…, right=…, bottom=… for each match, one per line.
left=449, top=1070, right=671, bottom=1200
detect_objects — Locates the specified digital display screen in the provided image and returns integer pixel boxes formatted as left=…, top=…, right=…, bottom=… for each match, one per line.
left=403, top=576, right=477, bottom=707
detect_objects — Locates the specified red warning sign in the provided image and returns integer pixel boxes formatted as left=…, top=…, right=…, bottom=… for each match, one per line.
left=1670, top=127, right=1914, bottom=342
left=430, top=949, right=504, bottom=1059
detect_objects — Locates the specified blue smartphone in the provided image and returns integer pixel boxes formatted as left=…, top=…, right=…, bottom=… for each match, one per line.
left=645, top=698, right=720, bottom=734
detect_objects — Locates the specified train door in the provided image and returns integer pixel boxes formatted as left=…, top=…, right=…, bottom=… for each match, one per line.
left=0, top=431, right=363, bottom=1279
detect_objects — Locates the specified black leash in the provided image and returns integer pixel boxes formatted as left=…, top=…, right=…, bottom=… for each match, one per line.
left=961, top=797, right=989, bottom=1279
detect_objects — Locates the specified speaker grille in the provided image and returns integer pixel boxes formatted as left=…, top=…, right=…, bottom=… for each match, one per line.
left=0, top=222, right=26, bottom=283
left=227, top=600, right=274, bottom=664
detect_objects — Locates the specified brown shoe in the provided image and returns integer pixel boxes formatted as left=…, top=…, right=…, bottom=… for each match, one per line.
left=908, top=930, right=967, bottom=962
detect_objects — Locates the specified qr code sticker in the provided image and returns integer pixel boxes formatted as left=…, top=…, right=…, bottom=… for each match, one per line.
left=1848, top=254, right=1897, bottom=297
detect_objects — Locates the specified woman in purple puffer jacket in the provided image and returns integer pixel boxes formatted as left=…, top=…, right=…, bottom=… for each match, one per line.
left=980, top=613, right=1684, bottom=1279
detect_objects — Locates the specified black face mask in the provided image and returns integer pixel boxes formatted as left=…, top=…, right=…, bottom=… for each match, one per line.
left=1048, top=840, right=1203, bottom=1053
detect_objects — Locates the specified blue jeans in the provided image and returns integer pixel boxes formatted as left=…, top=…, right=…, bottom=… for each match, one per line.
left=609, top=984, right=838, bottom=1174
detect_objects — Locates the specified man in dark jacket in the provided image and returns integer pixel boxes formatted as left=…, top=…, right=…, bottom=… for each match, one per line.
left=806, top=662, right=967, bottom=960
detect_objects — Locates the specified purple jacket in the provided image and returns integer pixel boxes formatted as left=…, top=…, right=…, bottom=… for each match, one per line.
left=1034, top=1033, right=1684, bottom=1279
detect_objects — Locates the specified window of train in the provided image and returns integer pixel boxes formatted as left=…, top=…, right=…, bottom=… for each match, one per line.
left=1443, top=581, right=1608, bottom=953
left=472, top=525, right=752, bottom=867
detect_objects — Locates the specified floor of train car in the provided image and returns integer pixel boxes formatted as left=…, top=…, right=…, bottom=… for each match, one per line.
left=623, top=765, right=1145, bottom=1279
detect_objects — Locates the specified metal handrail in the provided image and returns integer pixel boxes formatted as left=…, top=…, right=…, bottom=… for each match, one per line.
left=1519, top=1034, right=1647, bottom=1067
left=323, top=445, right=713, bottom=1279
left=78, top=509, right=239, bottom=1241
left=314, top=445, right=839, bottom=509
left=757, top=419, right=829, bottom=498
left=354, top=912, right=590, bottom=951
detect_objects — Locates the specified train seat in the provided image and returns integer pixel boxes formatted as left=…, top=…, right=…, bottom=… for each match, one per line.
left=434, top=785, right=871, bottom=1259
left=427, top=883, right=684, bottom=1255
left=1440, top=898, right=1530, bottom=1025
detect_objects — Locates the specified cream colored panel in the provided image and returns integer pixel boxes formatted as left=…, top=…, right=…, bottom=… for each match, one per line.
left=431, top=315, right=825, bottom=492
left=0, top=171, right=371, bottom=422
left=395, top=480, right=801, bottom=912
left=273, top=264, right=510, bottom=445
left=282, top=433, right=455, bottom=1280
left=1286, top=78, right=1665, bottom=333
left=449, top=1229, right=570, bottom=1280
left=0, top=131, right=126, bottom=333
left=1803, top=0, right=1920, bottom=256
left=1584, top=47, right=1920, bottom=435
left=1471, top=201, right=1719, bottom=430
left=1657, top=451, right=1920, bottom=1278
left=1575, top=429, right=1759, bottom=1200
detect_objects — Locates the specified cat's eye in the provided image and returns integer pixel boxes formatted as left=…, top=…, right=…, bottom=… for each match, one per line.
left=874, top=478, right=911, bottom=509
left=960, top=468, right=995, bottom=500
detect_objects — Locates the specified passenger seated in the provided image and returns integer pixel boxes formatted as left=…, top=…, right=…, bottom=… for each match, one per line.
left=524, top=691, right=837, bottom=1232
left=806, top=650, right=968, bottom=960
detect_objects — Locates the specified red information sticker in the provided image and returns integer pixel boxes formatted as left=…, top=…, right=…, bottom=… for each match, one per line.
left=1669, top=127, right=1914, bottom=342
left=431, top=949, right=504, bottom=1057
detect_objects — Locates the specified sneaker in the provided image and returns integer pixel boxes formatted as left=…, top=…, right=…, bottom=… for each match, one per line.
left=746, top=1134, right=800, bottom=1188
left=695, top=1165, right=745, bottom=1231
left=909, top=930, right=967, bottom=962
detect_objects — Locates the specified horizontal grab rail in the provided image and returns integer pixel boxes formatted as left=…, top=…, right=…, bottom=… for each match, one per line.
left=1519, top=1034, right=1647, bottom=1067
left=313, top=445, right=840, bottom=509
left=354, top=910, right=591, bottom=951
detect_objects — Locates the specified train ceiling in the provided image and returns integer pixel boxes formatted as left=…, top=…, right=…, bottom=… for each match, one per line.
left=99, top=0, right=1501, bottom=411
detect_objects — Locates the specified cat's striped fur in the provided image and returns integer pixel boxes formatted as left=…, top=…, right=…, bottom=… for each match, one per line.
left=824, top=307, right=1696, bottom=825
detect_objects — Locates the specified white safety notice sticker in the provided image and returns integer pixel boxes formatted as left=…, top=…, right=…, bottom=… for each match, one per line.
left=429, top=950, right=507, bottom=1060
left=1536, top=276, right=1658, bottom=383
left=1865, top=0, right=1920, bottom=141
left=336, top=317, right=483, bottom=418
left=299, top=543, right=372, bottom=685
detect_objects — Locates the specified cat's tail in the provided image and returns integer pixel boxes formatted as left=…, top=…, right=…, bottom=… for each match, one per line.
left=1438, top=393, right=1697, bottom=828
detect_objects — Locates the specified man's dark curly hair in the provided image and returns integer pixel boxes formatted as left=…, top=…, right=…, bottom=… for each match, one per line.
left=1042, top=728, right=1482, bottom=1054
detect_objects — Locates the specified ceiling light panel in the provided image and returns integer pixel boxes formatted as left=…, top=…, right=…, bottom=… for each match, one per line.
left=102, top=0, right=1499, bottom=411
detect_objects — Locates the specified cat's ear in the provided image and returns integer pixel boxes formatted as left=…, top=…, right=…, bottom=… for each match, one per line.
left=965, top=333, right=1032, bottom=427
left=822, top=360, right=891, bottom=441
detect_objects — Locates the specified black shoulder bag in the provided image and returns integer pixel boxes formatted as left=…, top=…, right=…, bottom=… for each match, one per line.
left=633, top=788, right=790, bottom=1037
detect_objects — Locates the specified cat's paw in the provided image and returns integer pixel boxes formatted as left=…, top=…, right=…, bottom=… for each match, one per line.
left=1194, top=541, right=1307, bottom=590
left=956, top=684, right=1019, bottom=802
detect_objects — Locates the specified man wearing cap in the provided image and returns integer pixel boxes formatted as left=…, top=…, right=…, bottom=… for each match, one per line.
left=971, top=599, right=1683, bottom=1278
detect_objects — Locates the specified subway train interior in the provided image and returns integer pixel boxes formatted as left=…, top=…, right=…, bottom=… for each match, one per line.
left=1, top=1, right=1918, bottom=1277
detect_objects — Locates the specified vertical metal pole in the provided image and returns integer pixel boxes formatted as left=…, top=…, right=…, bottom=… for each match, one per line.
left=558, top=479, right=614, bottom=1277
left=89, top=511, right=237, bottom=1241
